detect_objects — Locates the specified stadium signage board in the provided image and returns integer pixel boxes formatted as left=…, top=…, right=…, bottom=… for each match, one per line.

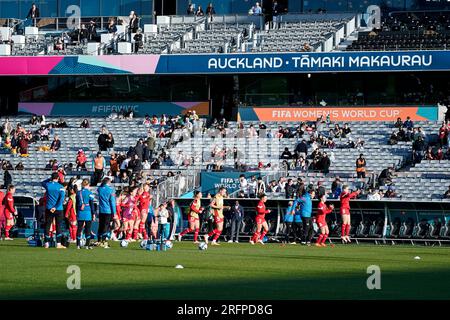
left=200, top=171, right=261, bottom=195
left=238, top=106, right=438, bottom=122
left=18, top=101, right=210, bottom=116
left=0, top=51, right=449, bottom=75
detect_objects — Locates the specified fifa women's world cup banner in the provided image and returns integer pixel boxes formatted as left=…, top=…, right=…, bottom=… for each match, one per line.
left=238, top=105, right=438, bottom=122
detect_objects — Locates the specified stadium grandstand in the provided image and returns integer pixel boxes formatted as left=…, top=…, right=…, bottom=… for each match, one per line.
left=0, top=0, right=450, bottom=257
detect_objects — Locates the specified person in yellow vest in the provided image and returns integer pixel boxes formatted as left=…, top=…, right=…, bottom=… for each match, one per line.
left=92, top=152, right=106, bottom=186
left=355, top=153, right=367, bottom=179
left=204, top=187, right=230, bottom=246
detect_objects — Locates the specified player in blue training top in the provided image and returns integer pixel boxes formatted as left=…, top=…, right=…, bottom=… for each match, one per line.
left=42, top=172, right=66, bottom=249
left=76, top=179, right=96, bottom=249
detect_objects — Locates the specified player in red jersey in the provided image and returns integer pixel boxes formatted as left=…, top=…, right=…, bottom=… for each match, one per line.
left=111, top=191, right=125, bottom=241
left=315, top=195, right=334, bottom=247
left=122, top=187, right=138, bottom=241
left=250, top=194, right=271, bottom=245
left=340, top=185, right=360, bottom=243
left=178, top=191, right=204, bottom=243
left=0, top=188, right=5, bottom=239
left=136, top=184, right=152, bottom=240
left=204, top=187, right=230, bottom=245
left=2, top=185, right=17, bottom=240
left=64, top=186, right=78, bottom=243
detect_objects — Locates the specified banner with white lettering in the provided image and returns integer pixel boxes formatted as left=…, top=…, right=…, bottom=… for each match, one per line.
left=238, top=105, right=438, bottom=122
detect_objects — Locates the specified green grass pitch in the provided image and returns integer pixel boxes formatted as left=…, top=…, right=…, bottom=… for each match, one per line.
left=1, top=240, right=450, bottom=300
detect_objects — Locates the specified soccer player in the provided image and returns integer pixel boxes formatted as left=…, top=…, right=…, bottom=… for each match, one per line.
left=42, top=173, right=66, bottom=249
left=64, top=185, right=78, bottom=243
left=204, top=187, right=230, bottom=245
left=111, top=191, right=125, bottom=241
left=178, top=191, right=204, bottom=243
left=293, top=189, right=315, bottom=245
left=76, top=179, right=96, bottom=249
left=283, top=201, right=295, bottom=244
left=136, top=184, right=152, bottom=240
left=121, top=187, right=138, bottom=241
left=315, top=195, right=334, bottom=247
left=250, top=194, right=271, bottom=245
left=97, top=177, right=116, bottom=248
left=2, top=185, right=16, bottom=240
left=340, top=185, right=361, bottom=243
left=0, top=188, right=5, bottom=239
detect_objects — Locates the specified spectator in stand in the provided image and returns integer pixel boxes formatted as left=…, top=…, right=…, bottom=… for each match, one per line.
left=107, top=18, right=118, bottom=34
left=342, top=123, right=352, bottom=138
left=109, top=153, right=119, bottom=176
left=394, top=117, right=403, bottom=128
left=26, top=3, right=40, bottom=26
left=388, top=131, right=399, bottom=145
left=206, top=3, right=216, bottom=18
left=50, top=135, right=61, bottom=152
left=3, top=169, right=12, bottom=189
left=98, top=127, right=109, bottom=152
left=88, top=20, right=97, bottom=41
left=78, top=24, right=89, bottom=45
left=280, top=147, right=293, bottom=160
left=128, top=11, right=139, bottom=38
left=15, top=162, right=24, bottom=171
left=252, top=2, right=263, bottom=15
left=331, top=177, right=342, bottom=199
left=444, top=185, right=450, bottom=199
left=425, top=146, right=434, bottom=160
left=413, top=135, right=425, bottom=163
left=76, top=150, right=87, bottom=170
left=196, top=5, right=204, bottom=16
left=133, top=29, right=143, bottom=53
left=435, top=147, right=444, bottom=160
left=316, top=182, right=326, bottom=199
left=439, top=122, right=448, bottom=147
left=106, top=132, right=115, bottom=152
left=295, top=139, right=308, bottom=159
left=378, top=167, right=395, bottom=186
left=355, top=153, right=366, bottom=178
left=321, top=152, right=331, bottom=175
left=367, top=188, right=381, bottom=200
left=385, top=186, right=397, bottom=198
left=80, top=119, right=90, bottom=128
left=187, top=4, right=195, bottom=15
left=403, top=116, right=414, bottom=130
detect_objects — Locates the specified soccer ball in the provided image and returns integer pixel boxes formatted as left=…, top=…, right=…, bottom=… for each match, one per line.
left=140, top=240, right=148, bottom=249
left=198, top=242, right=208, bottom=251
left=165, top=241, right=173, bottom=250
left=120, top=240, right=129, bottom=248
left=79, top=238, right=86, bottom=247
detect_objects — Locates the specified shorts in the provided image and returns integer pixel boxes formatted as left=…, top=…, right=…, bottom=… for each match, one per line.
left=255, top=216, right=266, bottom=225
left=189, top=216, right=199, bottom=223
left=4, top=211, right=13, bottom=220
left=67, top=212, right=77, bottom=222
left=214, top=215, right=224, bottom=224
left=340, top=208, right=350, bottom=215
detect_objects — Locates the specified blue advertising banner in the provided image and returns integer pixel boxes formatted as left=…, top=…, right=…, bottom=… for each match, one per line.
left=155, top=50, right=445, bottom=74
left=200, top=171, right=261, bottom=195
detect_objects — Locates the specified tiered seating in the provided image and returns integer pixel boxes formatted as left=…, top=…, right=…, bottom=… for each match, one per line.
left=256, top=20, right=342, bottom=52
left=347, top=11, right=450, bottom=51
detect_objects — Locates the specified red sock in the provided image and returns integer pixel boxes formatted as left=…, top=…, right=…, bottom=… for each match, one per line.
left=208, top=229, right=217, bottom=237
left=132, top=228, right=138, bottom=239
left=345, top=224, right=351, bottom=236
left=213, top=230, right=221, bottom=241
left=259, top=230, right=267, bottom=241
left=252, top=232, right=260, bottom=242
left=5, top=225, right=11, bottom=238
left=322, top=233, right=329, bottom=244
left=341, top=224, right=346, bottom=237
left=70, top=225, right=77, bottom=241
left=126, top=231, right=132, bottom=240
left=139, top=222, right=145, bottom=234
left=180, top=228, right=192, bottom=237
left=194, top=229, right=199, bottom=242
left=316, top=234, right=324, bottom=244
left=143, top=229, right=148, bottom=240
